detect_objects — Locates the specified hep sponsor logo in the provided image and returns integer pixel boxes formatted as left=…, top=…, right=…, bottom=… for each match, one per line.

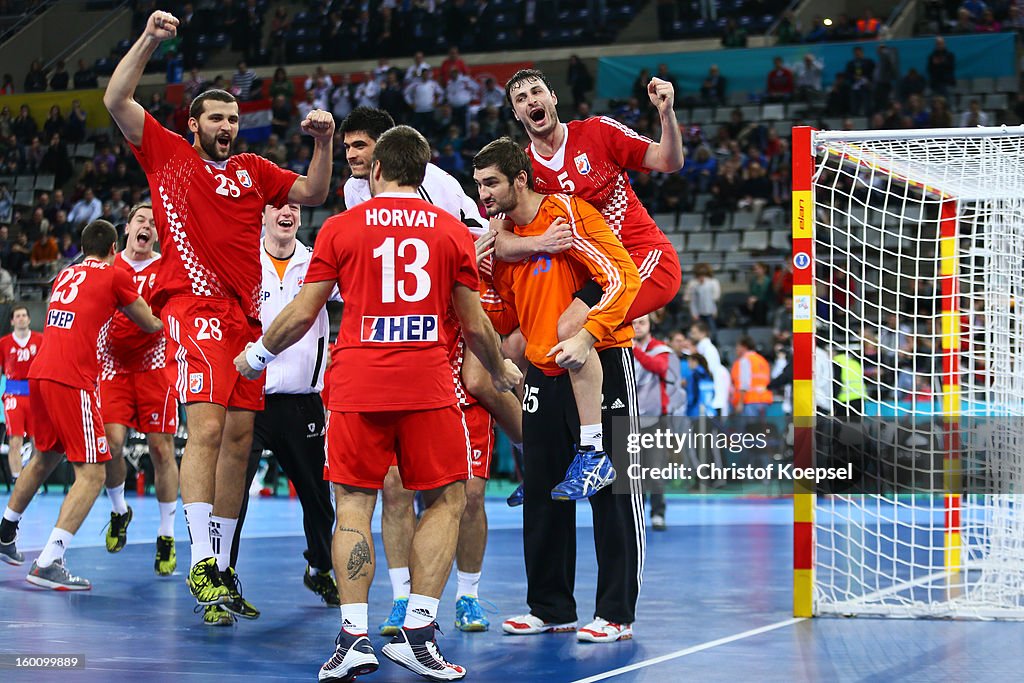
left=360, top=315, right=438, bottom=343
left=47, top=309, right=75, bottom=329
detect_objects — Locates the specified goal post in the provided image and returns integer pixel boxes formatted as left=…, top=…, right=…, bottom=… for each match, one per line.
left=792, top=125, right=1024, bottom=619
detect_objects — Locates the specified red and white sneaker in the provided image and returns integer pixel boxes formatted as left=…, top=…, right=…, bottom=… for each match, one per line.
left=501, top=613, right=578, bottom=635
left=577, top=617, right=633, bottom=642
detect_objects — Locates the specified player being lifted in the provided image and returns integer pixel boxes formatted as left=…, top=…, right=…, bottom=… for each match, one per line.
left=340, top=107, right=523, bottom=634
left=97, top=202, right=180, bottom=576
left=0, top=306, right=43, bottom=484
left=0, top=220, right=162, bottom=587
left=105, top=9, right=334, bottom=622
left=496, top=68, right=684, bottom=501
left=237, top=126, right=521, bottom=682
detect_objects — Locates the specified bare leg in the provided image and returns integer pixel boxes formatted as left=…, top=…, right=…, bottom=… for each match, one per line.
left=5, top=450, right=63, bottom=514
left=7, top=434, right=23, bottom=478
left=103, top=423, right=128, bottom=490
left=53, top=462, right=106, bottom=534
left=381, top=465, right=415, bottom=572
left=180, top=402, right=226, bottom=505
left=212, top=408, right=254, bottom=518
left=462, top=351, right=523, bottom=443
left=557, top=300, right=604, bottom=427
left=147, top=432, right=179, bottom=504
left=455, top=476, right=486, bottom=573
left=410, top=481, right=466, bottom=598
left=332, top=484, right=378, bottom=604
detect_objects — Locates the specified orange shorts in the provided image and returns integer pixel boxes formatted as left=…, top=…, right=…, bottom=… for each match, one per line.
left=3, top=393, right=34, bottom=438
left=30, top=379, right=109, bottom=464
left=325, top=405, right=472, bottom=490
left=100, top=370, right=178, bottom=433
left=162, top=296, right=265, bottom=411
left=626, top=245, right=682, bottom=321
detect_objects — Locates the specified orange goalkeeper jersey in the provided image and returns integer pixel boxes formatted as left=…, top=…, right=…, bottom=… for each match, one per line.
left=480, top=193, right=640, bottom=376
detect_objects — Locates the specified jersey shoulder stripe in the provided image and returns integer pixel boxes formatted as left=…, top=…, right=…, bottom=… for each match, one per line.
left=596, top=115, right=654, bottom=143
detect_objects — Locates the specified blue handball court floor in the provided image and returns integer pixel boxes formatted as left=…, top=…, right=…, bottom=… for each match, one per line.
left=0, top=491, right=1021, bottom=682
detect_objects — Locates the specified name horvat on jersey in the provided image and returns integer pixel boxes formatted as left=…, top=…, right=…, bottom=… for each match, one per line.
left=365, top=207, right=439, bottom=228
left=361, top=314, right=438, bottom=342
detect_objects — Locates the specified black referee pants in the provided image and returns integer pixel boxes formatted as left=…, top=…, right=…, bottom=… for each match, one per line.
left=522, top=347, right=646, bottom=625
left=233, top=393, right=333, bottom=571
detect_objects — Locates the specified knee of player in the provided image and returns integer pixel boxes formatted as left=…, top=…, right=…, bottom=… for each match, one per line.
left=146, top=435, right=176, bottom=463
left=501, top=329, right=526, bottom=361
left=76, top=461, right=107, bottom=487
left=462, top=363, right=492, bottom=400
left=463, top=485, right=485, bottom=515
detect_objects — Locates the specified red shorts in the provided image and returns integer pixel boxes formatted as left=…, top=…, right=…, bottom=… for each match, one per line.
left=626, top=245, right=682, bottom=321
left=30, top=379, right=109, bottom=464
left=325, top=405, right=472, bottom=490
left=162, top=297, right=265, bottom=411
left=3, top=393, right=34, bottom=438
left=463, top=403, right=494, bottom=479
left=100, top=370, right=178, bottom=433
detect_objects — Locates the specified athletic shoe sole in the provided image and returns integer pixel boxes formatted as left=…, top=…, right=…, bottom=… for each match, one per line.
left=381, top=644, right=466, bottom=682
left=0, top=551, right=24, bottom=566
left=318, top=657, right=378, bottom=681
left=501, top=620, right=578, bottom=635
left=26, top=574, right=91, bottom=591
left=577, top=626, right=633, bottom=642
left=454, top=621, right=489, bottom=632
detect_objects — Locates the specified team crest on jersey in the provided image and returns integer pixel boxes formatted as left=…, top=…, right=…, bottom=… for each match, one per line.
left=236, top=170, right=253, bottom=188
left=97, top=437, right=108, bottom=455
left=189, top=372, right=204, bottom=393
left=574, top=153, right=591, bottom=175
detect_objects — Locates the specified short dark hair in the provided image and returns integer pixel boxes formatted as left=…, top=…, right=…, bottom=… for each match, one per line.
left=10, top=305, right=28, bottom=319
left=372, top=126, right=430, bottom=187
left=504, top=68, right=555, bottom=107
left=340, top=106, right=395, bottom=141
left=690, top=321, right=710, bottom=337
left=737, top=336, right=756, bottom=351
left=80, top=220, right=118, bottom=258
left=127, top=202, right=152, bottom=224
left=189, top=89, right=237, bottom=119
left=472, top=137, right=533, bottom=188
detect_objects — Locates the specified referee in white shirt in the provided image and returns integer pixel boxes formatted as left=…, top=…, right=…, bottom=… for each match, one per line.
left=231, top=203, right=341, bottom=608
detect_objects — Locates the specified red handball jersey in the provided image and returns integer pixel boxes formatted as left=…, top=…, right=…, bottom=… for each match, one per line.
left=0, top=331, right=43, bottom=380
left=128, top=111, right=298, bottom=321
left=527, top=117, right=670, bottom=251
left=29, top=259, right=140, bottom=391
left=99, top=252, right=166, bottom=379
left=305, top=193, right=479, bottom=412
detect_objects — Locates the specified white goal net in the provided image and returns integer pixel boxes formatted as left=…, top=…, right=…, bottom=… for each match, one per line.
left=804, top=127, right=1024, bottom=619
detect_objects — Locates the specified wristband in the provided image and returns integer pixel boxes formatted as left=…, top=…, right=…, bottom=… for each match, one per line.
left=245, top=338, right=277, bottom=372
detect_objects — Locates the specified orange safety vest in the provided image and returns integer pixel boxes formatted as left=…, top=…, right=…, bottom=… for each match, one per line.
left=731, top=350, right=773, bottom=407
left=857, top=17, right=879, bottom=33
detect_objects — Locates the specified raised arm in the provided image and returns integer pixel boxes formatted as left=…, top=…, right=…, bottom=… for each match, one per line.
left=287, top=110, right=335, bottom=206
left=120, top=296, right=163, bottom=334
left=493, top=215, right=573, bottom=262
left=452, top=283, right=521, bottom=392
left=103, top=11, right=179, bottom=146
left=641, top=77, right=684, bottom=173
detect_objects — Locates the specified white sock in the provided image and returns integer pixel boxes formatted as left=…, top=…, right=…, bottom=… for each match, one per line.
left=158, top=501, right=176, bottom=538
left=389, top=566, right=411, bottom=600
left=404, top=593, right=440, bottom=630
left=580, top=424, right=603, bottom=451
left=183, top=502, right=213, bottom=570
left=3, top=507, right=22, bottom=523
left=106, top=483, right=128, bottom=515
left=341, top=602, right=369, bottom=635
left=209, top=516, right=238, bottom=571
left=37, top=527, right=73, bottom=568
left=456, top=570, right=481, bottom=599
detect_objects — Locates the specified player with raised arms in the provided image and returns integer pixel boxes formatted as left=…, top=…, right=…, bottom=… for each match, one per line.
left=236, top=125, right=521, bottom=681
left=104, top=8, right=335, bottom=623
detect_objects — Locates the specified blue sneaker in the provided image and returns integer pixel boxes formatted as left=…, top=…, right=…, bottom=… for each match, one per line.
left=454, top=595, right=490, bottom=632
left=379, top=597, right=408, bottom=636
left=506, top=483, right=524, bottom=507
left=551, top=446, right=616, bottom=501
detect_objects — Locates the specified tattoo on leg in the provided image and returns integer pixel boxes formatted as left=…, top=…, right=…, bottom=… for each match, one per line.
left=339, top=527, right=372, bottom=580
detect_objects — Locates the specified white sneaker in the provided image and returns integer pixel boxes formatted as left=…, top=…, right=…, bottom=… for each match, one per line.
left=501, top=613, right=578, bottom=635
left=381, top=623, right=466, bottom=681
left=577, top=617, right=633, bottom=642
left=651, top=514, right=667, bottom=531
left=318, top=629, right=378, bottom=681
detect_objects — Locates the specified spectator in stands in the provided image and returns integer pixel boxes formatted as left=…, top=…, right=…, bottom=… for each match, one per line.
left=267, top=67, right=292, bottom=101
left=961, top=0, right=987, bottom=21
left=684, top=146, right=718, bottom=194
left=379, top=70, right=409, bottom=125
left=269, top=7, right=290, bottom=65
left=440, top=46, right=469, bottom=86
left=730, top=337, right=773, bottom=417
left=73, top=59, right=98, bottom=90
left=270, top=94, right=293, bottom=138
left=959, top=99, right=990, bottom=127
left=41, top=105, right=64, bottom=141
left=21, top=206, right=49, bottom=242
left=11, top=105, right=37, bottom=144
left=44, top=189, right=69, bottom=223
left=794, top=53, right=824, bottom=102
left=632, top=68, right=651, bottom=104
left=658, top=172, right=690, bottom=215
left=830, top=14, right=858, bottom=41
left=656, top=0, right=675, bottom=40
left=950, top=8, right=974, bottom=33
left=856, top=8, right=880, bottom=37
left=929, top=96, right=953, bottom=127
left=239, top=0, right=263, bottom=61
left=0, top=223, right=10, bottom=262
left=404, top=69, right=443, bottom=138
left=0, top=74, right=12, bottom=95
left=23, top=60, right=47, bottom=93
left=64, top=100, right=86, bottom=144
left=405, top=51, right=432, bottom=84
left=765, top=57, right=795, bottom=103
left=232, top=61, right=258, bottom=101
left=330, top=74, right=355, bottom=126
left=24, top=136, right=45, bottom=174
left=745, top=262, right=775, bottom=325
left=29, top=225, right=58, bottom=279
left=825, top=73, right=851, bottom=116
left=49, top=60, right=69, bottom=91
left=804, top=15, right=829, bottom=42
left=845, top=46, right=875, bottom=116
left=927, top=37, right=956, bottom=96
left=700, top=65, right=727, bottom=106
left=567, top=55, right=593, bottom=108
left=58, top=232, right=80, bottom=262
left=67, top=188, right=102, bottom=229
left=1006, top=6, right=1024, bottom=33
left=7, top=232, right=29, bottom=275
left=874, top=44, right=899, bottom=113
left=975, top=8, right=1001, bottom=32
left=446, top=69, right=479, bottom=134
left=304, top=66, right=334, bottom=109
left=685, top=263, right=721, bottom=338
left=777, top=11, right=801, bottom=44
left=183, top=68, right=206, bottom=101
left=772, top=294, right=793, bottom=344
left=722, top=18, right=747, bottom=47
left=0, top=189, right=11, bottom=224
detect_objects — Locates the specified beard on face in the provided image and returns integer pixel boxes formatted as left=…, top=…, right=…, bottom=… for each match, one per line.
left=198, top=128, right=232, bottom=161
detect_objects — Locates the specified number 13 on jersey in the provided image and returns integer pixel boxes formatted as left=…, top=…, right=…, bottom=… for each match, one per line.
left=373, top=237, right=431, bottom=303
